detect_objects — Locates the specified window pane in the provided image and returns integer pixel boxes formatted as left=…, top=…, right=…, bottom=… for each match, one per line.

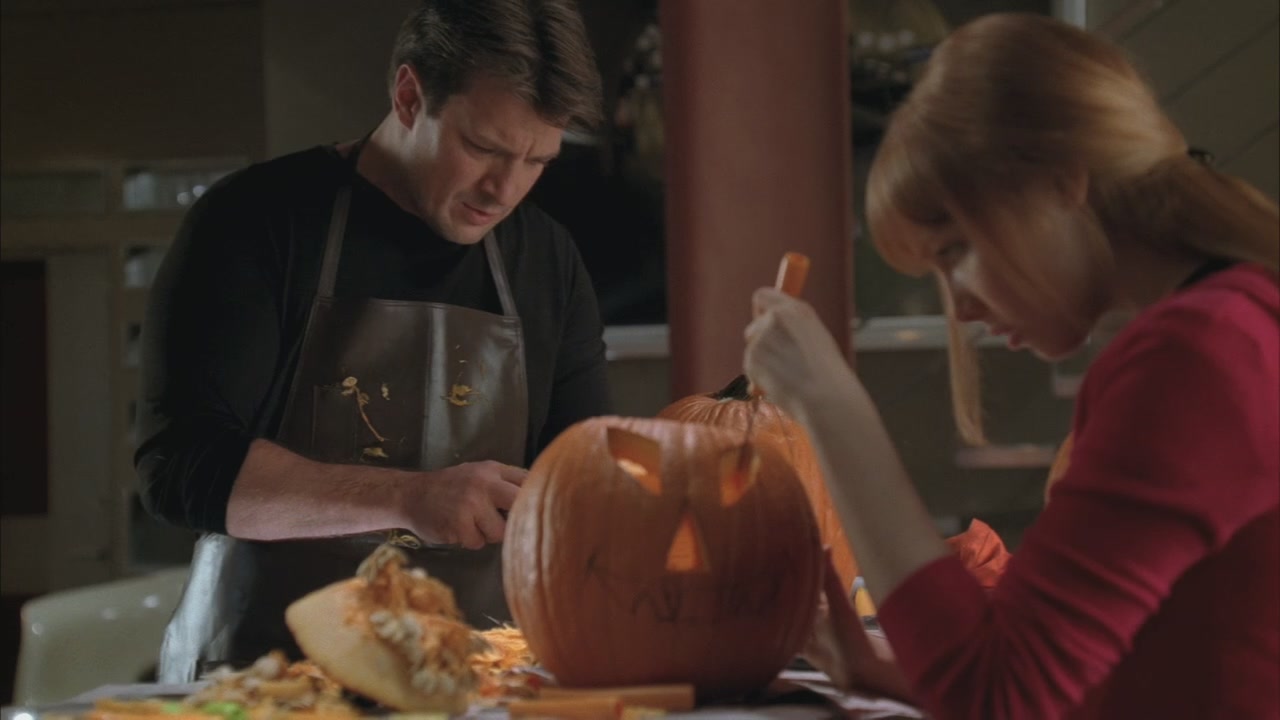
left=122, top=167, right=236, bottom=211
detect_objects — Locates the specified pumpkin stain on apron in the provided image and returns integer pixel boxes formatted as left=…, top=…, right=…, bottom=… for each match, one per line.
left=158, top=138, right=529, bottom=681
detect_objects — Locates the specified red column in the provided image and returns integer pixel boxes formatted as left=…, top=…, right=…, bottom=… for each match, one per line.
left=661, top=0, right=854, bottom=399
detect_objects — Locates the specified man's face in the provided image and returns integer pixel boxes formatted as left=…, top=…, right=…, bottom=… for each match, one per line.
left=402, top=72, right=563, bottom=245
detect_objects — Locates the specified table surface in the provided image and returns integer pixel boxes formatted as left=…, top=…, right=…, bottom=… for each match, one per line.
left=2, top=671, right=924, bottom=720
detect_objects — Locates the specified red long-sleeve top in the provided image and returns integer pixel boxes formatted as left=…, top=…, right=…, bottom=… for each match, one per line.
left=878, top=264, right=1279, bottom=719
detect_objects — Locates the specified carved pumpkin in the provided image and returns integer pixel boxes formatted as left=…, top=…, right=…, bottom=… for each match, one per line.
left=503, top=416, right=823, bottom=700
left=658, top=375, right=859, bottom=593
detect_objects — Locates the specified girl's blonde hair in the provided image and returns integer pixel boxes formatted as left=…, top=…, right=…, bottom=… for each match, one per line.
left=866, top=12, right=1279, bottom=445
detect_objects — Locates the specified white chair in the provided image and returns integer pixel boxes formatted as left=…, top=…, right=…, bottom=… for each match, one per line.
left=13, top=567, right=190, bottom=705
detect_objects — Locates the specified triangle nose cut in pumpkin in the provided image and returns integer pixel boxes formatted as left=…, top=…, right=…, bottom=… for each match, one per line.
left=665, top=512, right=709, bottom=573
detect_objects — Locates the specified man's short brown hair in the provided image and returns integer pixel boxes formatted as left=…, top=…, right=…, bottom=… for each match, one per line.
left=389, top=0, right=604, bottom=134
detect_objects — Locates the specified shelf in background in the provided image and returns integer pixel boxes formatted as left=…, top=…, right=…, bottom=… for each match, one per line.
left=603, top=315, right=1008, bottom=362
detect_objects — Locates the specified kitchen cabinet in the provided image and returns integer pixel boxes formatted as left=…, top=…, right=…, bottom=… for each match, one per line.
left=1, top=159, right=240, bottom=585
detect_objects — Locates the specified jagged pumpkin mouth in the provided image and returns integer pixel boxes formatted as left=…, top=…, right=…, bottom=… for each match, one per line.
left=584, top=550, right=785, bottom=624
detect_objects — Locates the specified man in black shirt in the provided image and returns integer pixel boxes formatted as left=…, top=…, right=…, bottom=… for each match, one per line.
left=137, top=0, right=612, bottom=681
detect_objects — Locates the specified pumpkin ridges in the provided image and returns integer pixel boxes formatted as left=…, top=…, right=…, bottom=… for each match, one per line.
left=532, top=442, right=567, bottom=679
left=656, top=384, right=861, bottom=594
left=736, top=439, right=820, bottom=671
left=505, top=437, right=554, bottom=677
left=505, top=416, right=822, bottom=699
left=780, top=458, right=822, bottom=672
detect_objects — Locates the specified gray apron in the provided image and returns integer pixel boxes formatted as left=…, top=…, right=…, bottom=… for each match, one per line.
left=158, top=139, right=529, bottom=682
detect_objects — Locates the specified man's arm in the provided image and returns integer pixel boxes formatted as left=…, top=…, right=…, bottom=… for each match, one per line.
left=136, top=179, right=526, bottom=546
left=134, top=179, right=285, bottom=534
left=225, top=439, right=412, bottom=539
left=226, top=439, right=525, bottom=549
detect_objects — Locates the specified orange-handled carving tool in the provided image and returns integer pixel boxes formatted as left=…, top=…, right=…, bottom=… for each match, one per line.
left=738, top=252, right=811, bottom=471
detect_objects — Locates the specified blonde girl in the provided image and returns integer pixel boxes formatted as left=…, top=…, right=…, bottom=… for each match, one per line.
left=745, top=12, right=1279, bottom=719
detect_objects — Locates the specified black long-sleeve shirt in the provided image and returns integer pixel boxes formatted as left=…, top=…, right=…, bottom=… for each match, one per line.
left=135, top=145, right=612, bottom=534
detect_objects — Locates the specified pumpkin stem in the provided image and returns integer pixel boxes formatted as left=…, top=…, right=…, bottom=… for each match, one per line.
left=713, top=374, right=754, bottom=402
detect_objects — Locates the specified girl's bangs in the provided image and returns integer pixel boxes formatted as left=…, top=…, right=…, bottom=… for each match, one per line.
left=866, top=129, right=952, bottom=277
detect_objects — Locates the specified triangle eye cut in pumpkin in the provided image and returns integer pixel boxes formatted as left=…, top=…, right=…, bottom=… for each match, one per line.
left=718, top=445, right=760, bottom=507
left=657, top=374, right=861, bottom=592
left=608, top=426, right=663, bottom=495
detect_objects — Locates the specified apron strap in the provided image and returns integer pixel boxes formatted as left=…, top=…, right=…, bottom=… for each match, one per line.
left=482, top=231, right=519, bottom=318
left=317, top=132, right=371, bottom=298
left=318, top=185, right=351, bottom=298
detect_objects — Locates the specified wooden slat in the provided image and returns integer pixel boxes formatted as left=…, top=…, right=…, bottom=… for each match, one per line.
left=1119, top=0, right=1277, bottom=99
left=0, top=213, right=181, bottom=256
left=122, top=287, right=150, bottom=323
left=1, top=516, right=51, bottom=595
left=1166, top=22, right=1280, bottom=162
left=118, top=366, right=140, bottom=400
left=1087, top=0, right=1140, bottom=31
left=2, top=0, right=251, bottom=16
left=1221, top=122, right=1279, bottom=200
left=1089, top=0, right=1169, bottom=38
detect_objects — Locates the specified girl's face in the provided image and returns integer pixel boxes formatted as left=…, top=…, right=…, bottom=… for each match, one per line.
left=924, top=202, right=1109, bottom=361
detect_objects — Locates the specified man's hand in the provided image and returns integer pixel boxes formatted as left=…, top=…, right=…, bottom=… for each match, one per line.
left=802, top=549, right=916, bottom=703
left=405, top=461, right=528, bottom=549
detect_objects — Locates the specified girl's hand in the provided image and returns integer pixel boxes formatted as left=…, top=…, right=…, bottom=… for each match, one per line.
left=743, top=287, right=857, bottom=417
left=802, top=549, right=916, bottom=703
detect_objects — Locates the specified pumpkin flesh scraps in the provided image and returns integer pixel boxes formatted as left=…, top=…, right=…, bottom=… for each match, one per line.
left=341, top=376, right=388, bottom=443
left=470, top=625, right=543, bottom=702
left=446, top=384, right=477, bottom=407
left=349, top=546, right=478, bottom=697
